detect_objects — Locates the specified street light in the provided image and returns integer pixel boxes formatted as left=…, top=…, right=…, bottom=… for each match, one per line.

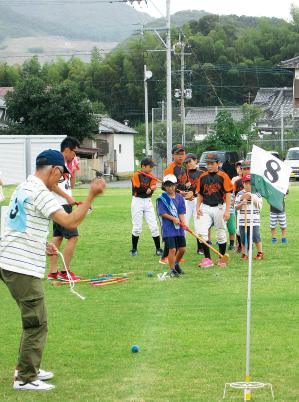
left=144, top=65, right=152, bottom=155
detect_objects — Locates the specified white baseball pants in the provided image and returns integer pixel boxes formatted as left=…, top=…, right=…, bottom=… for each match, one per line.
left=131, top=197, right=160, bottom=237
left=196, top=203, right=227, bottom=244
left=185, top=198, right=200, bottom=233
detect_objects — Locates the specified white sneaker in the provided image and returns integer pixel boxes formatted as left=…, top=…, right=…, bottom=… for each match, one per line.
left=14, top=367, right=54, bottom=381
left=13, top=379, right=55, bottom=391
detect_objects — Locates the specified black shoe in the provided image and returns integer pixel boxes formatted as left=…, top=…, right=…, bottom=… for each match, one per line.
left=170, top=270, right=180, bottom=278
left=197, top=249, right=204, bottom=255
left=155, top=248, right=163, bottom=256
left=175, top=264, right=185, bottom=275
left=228, top=245, right=235, bottom=251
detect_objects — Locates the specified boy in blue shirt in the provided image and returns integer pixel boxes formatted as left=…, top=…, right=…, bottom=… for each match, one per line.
left=157, top=174, right=187, bottom=278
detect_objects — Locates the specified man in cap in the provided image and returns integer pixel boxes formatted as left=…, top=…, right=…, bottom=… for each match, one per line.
left=0, top=149, right=106, bottom=391
left=130, top=157, right=162, bottom=256
left=196, top=152, right=233, bottom=267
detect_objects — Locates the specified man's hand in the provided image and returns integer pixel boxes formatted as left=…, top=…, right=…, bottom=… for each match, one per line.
left=89, top=178, right=106, bottom=196
left=46, top=243, right=59, bottom=256
left=179, top=190, right=188, bottom=197
left=173, top=217, right=180, bottom=225
left=185, top=181, right=191, bottom=188
left=151, top=185, right=157, bottom=191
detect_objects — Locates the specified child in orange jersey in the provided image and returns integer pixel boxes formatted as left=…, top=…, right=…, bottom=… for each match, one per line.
left=130, top=157, right=162, bottom=257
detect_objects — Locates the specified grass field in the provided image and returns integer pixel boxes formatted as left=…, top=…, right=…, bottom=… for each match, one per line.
left=0, top=184, right=298, bottom=401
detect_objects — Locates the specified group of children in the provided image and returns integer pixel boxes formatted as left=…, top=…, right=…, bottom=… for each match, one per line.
left=130, top=146, right=288, bottom=277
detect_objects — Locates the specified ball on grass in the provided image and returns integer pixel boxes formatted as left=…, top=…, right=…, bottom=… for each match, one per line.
left=148, top=272, right=153, bottom=277
left=131, top=345, right=139, bottom=353
left=108, top=273, right=113, bottom=278
left=123, top=273, right=128, bottom=278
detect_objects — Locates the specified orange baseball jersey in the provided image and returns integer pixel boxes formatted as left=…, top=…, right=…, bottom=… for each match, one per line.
left=196, top=170, right=233, bottom=205
left=163, top=162, right=187, bottom=191
left=131, top=171, right=156, bottom=198
left=234, top=177, right=244, bottom=195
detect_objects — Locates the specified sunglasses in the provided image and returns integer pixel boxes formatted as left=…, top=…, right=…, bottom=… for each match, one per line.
left=53, top=166, right=65, bottom=183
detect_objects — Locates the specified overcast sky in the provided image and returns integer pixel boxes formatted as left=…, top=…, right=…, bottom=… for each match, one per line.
left=131, top=0, right=297, bottom=21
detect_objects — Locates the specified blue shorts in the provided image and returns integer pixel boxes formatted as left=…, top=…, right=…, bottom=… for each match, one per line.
left=239, top=226, right=261, bottom=244
left=53, top=204, right=79, bottom=239
left=164, top=236, right=186, bottom=250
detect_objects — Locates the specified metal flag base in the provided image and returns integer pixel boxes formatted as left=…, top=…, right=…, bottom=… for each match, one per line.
left=223, top=381, right=274, bottom=400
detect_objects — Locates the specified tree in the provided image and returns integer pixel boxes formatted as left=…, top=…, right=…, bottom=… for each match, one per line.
left=5, top=77, right=98, bottom=142
left=193, top=110, right=246, bottom=156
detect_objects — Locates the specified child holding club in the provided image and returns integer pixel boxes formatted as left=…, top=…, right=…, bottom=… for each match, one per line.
left=234, top=160, right=250, bottom=253
left=235, top=174, right=264, bottom=260
left=159, top=144, right=189, bottom=264
left=157, top=174, right=187, bottom=278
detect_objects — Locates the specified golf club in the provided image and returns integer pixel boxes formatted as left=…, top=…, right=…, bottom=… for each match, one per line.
left=179, top=222, right=229, bottom=263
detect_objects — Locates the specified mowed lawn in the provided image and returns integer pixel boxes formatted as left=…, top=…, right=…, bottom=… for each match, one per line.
left=0, top=184, right=298, bottom=401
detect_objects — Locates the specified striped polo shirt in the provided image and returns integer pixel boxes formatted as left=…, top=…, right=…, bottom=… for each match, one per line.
left=235, top=190, right=263, bottom=226
left=0, top=175, right=62, bottom=278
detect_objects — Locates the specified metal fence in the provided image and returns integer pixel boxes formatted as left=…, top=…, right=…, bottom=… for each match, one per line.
left=151, top=106, right=299, bottom=171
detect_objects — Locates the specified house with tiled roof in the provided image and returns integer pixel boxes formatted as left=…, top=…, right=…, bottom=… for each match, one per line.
left=279, top=56, right=299, bottom=119
left=252, top=87, right=296, bottom=134
left=77, top=115, right=138, bottom=180
left=185, top=106, right=243, bottom=138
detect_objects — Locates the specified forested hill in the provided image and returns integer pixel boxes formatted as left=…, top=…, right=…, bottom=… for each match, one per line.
left=0, top=2, right=155, bottom=43
left=0, top=2, right=290, bottom=45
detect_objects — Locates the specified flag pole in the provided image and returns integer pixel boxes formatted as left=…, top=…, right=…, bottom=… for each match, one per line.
left=244, top=196, right=254, bottom=400
left=223, top=190, right=274, bottom=400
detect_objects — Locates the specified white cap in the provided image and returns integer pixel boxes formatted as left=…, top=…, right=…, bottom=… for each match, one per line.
left=163, top=174, right=177, bottom=184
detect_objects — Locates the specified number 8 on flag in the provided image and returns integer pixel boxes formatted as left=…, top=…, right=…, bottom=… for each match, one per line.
left=250, top=145, right=292, bottom=211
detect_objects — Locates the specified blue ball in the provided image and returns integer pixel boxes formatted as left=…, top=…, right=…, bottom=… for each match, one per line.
left=108, top=273, right=113, bottom=277
left=148, top=272, right=153, bottom=277
left=131, top=345, right=139, bottom=353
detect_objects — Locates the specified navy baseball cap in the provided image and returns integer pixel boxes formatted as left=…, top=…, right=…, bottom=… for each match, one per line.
left=36, top=150, right=69, bottom=174
left=141, top=157, right=157, bottom=167
left=185, top=153, right=197, bottom=163
left=205, top=152, right=219, bottom=162
left=172, top=144, right=186, bottom=154
left=241, top=160, right=251, bottom=169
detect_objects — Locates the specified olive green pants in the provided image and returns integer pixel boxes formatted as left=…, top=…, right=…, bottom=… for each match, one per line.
left=0, top=269, right=48, bottom=383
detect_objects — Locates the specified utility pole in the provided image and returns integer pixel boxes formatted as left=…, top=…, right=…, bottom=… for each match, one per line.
left=141, top=0, right=173, bottom=164
left=174, top=35, right=191, bottom=146
left=281, top=104, right=284, bottom=152
left=166, top=0, right=172, bottom=164
left=144, top=65, right=152, bottom=155
left=180, top=36, right=185, bottom=146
